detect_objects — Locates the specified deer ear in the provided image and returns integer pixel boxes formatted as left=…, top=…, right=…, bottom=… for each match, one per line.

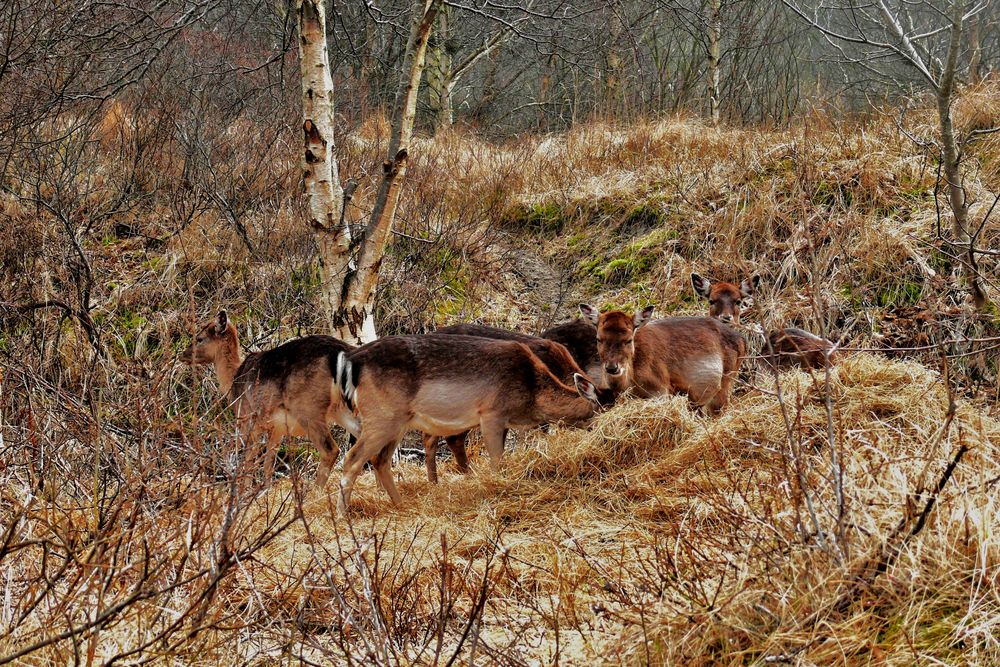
left=215, top=310, right=228, bottom=332
left=740, top=276, right=760, bottom=298
left=573, top=373, right=599, bottom=403
left=691, top=273, right=711, bottom=298
left=579, top=303, right=599, bottom=325
left=634, top=305, right=655, bottom=328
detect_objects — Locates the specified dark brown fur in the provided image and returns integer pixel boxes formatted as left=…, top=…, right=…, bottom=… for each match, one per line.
left=764, top=327, right=840, bottom=370
left=428, top=322, right=605, bottom=482
left=334, top=335, right=612, bottom=512
left=181, top=311, right=358, bottom=484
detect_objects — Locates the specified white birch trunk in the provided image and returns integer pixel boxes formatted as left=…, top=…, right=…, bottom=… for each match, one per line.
left=337, top=0, right=441, bottom=342
left=296, top=0, right=354, bottom=336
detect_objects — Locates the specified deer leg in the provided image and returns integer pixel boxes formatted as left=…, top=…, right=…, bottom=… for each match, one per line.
left=373, top=442, right=403, bottom=506
left=338, top=425, right=398, bottom=515
left=423, top=433, right=440, bottom=484
left=445, top=432, right=471, bottom=474
left=261, top=427, right=282, bottom=482
left=706, top=371, right=735, bottom=415
left=480, top=418, right=508, bottom=471
left=306, top=423, right=340, bottom=487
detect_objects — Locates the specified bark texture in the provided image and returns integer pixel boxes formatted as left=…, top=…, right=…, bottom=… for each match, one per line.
left=296, top=0, right=353, bottom=334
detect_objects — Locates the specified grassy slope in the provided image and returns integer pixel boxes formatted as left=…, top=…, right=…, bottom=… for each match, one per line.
left=2, top=92, right=1000, bottom=664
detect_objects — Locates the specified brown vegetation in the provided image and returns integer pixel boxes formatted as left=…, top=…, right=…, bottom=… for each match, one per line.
left=2, top=96, right=999, bottom=662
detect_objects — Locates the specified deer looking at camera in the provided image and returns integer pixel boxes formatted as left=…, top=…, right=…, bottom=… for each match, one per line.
left=579, top=304, right=744, bottom=413
left=690, top=273, right=759, bottom=325
left=333, top=334, right=614, bottom=513
left=691, top=273, right=840, bottom=370
left=180, top=311, right=359, bottom=484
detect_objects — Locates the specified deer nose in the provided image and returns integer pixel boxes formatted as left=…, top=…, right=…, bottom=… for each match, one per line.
left=605, top=364, right=621, bottom=375
left=721, top=314, right=734, bottom=323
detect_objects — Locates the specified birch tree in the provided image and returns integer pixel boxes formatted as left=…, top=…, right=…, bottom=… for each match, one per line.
left=297, top=0, right=441, bottom=343
left=784, top=0, right=996, bottom=311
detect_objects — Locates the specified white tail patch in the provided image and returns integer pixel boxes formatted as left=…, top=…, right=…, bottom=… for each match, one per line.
left=336, top=351, right=357, bottom=408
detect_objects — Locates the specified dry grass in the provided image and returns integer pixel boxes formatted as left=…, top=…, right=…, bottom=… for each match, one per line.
left=2, top=94, right=1000, bottom=663
left=3, top=353, right=998, bottom=664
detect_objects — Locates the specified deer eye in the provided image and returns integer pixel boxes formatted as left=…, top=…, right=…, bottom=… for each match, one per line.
left=708, top=299, right=718, bottom=305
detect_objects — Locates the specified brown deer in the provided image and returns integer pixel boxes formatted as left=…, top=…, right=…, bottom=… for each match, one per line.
left=578, top=304, right=744, bottom=412
left=763, top=327, right=840, bottom=370
left=180, top=310, right=359, bottom=485
left=425, top=321, right=605, bottom=482
left=690, top=273, right=759, bottom=325
left=691, top=273, right=840, bottom=370
left=333, top=334, right=614, bottom=513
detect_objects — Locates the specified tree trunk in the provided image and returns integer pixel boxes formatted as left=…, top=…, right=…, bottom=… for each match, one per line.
left=937, top=1, right=989, bottom=311
left=706, top=0, right=722, bottom=125
left=426, top=6, right=453, bottom=132
left=339, top=0, right=441, bottom=341
left=605, top=9, right=624, bottom=115
left=967, top=16, right=982, bottom=83
left=296, top=0, right=353, bottom=333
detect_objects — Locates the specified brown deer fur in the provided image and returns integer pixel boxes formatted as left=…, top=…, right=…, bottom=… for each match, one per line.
left=333, top=335, right=613, bottom=513
left=180, top=311, right=358, bottom=485
left=427, top=322, right=605, bottom=482
left=693, top=274, right=841, bottom=370
left=579, top=305, right=744, bottom=413
left=691, top=273, right=758, bottom=325
left=764, top=327, right=840, bottom=370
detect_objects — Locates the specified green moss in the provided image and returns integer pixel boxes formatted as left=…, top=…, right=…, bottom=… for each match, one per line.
left=876, top=279, right=923, bottom=308
left=578, top=226, right=678, bottom=288
left=502, top=202, right=569, bottom=234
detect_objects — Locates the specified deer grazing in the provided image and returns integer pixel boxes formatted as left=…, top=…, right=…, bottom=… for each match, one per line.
left=180, top=310, right=359, bottom=485
left=425, top=321, right=604, bottom=482
left=578, top=304, right=744, bottom=413
left=691, top=273, right=840, bottom=370
left=333, top=334, right=614, bottom=513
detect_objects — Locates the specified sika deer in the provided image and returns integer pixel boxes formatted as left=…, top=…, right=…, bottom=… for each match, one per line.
left=579, top=304, right=744, bottom=413
left=690, top=273, right=759, bottom=325
left=180, top=310, right=359, bottom=484
left=332, top=334, right=613, bottom=513
left=426, top=322, right=606, bottom=482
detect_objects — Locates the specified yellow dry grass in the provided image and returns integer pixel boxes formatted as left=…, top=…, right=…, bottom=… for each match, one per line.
left=186, top=353, right=997, bottom=665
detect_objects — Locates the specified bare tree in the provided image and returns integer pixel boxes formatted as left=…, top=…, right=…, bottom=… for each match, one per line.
left=785, top=0, right=996, bottom=311
left=425, top=5, right=517, bottom=132
left=297, top=0, right=441, bottom=343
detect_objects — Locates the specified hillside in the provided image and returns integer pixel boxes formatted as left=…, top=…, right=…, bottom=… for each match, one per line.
left=2, top=98, right=1000, bottom=663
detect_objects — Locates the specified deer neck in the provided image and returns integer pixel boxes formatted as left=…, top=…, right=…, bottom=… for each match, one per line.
left=212, top=337, right=242, bottom=397
left=536, top=383, right=594, bottom=424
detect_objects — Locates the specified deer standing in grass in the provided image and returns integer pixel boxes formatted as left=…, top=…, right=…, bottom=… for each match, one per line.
left=426, top=321, right=604, bottom=482
left=691, top=273, right=839, bottom=370
left=180, top=311, right=359, bottom=484
left=579, top=303, right=744, bottom=412
left=333, top=334, right=614, bottom=513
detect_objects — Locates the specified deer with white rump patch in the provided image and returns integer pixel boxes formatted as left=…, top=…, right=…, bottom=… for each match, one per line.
left=333, top=334, right=615, bottom=513
left=180, top=310, right=359, bottom=484
left=579, top=304, right=744, bottom=413
left=691, top=273, right=840, bottom=370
